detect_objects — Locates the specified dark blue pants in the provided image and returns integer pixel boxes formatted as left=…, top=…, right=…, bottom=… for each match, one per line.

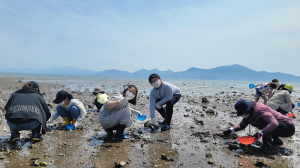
left=276, top=103, right=295, bottom=115
left=156, top=94, right=181, bottom=125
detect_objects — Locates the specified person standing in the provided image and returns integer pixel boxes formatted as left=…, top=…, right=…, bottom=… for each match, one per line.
left=5, top=81, right=51, bottom=142
left=255, top=79, right=280, bottom=104
left=148, top=74, right=181, bottom=131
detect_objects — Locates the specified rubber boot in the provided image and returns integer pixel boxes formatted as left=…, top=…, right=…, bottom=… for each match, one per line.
left=8, top=131, right=20, bottom=143
left=31, top=125, right=43, bottom=141
left=60, top=117, right=71, bottom=127
left=72, top=118, right=77, bottom=125
left=262, top=134, right=273, bottom=148
left=161, top=111, right=172, bottom=131
left=272, top=135, right=283, bottom=146
left=115, top=125, right=130, bottom=139
left=104, top=128, right=114, bottom=140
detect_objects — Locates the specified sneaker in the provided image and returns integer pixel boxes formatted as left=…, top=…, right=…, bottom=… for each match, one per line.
left=8, top=132, right=20, bottom=143
left=115, top=133, right=131, bottom=139
left=161, top=125, right=171, bottom=131
left=158, top=120, right=165, bottom=126
left=32, top=133, right=44, bottom=141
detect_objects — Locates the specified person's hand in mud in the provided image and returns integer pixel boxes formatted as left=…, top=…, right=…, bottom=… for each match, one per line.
left=222, top=129, right=231, bottom=136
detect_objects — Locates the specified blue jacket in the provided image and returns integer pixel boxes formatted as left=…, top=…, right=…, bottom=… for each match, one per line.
left=150, top=82, right=181, bottom=119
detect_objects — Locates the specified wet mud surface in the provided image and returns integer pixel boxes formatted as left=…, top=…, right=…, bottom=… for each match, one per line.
left=0, top=77, right=299, bottom=167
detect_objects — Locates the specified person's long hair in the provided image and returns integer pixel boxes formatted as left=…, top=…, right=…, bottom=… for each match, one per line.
left=22, top=82, right=40, bottom=92
left=122, top=84, right=138, bottom=105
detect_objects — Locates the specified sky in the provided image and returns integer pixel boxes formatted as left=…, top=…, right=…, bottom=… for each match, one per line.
left=0, top=0, right=300, bottom=75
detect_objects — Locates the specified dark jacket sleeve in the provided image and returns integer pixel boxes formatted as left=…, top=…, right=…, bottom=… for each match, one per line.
left=4, top=94, right=14, bottom=111
left=40, top=97, right=51, bottom=121
left=233, top=118, right=250, bottom=132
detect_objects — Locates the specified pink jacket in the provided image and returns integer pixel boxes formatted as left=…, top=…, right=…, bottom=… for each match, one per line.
left=233, top=102, right=294, bottom=135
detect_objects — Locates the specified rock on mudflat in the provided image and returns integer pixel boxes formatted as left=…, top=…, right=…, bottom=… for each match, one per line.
left=206, top=109, right=215, bottom=115
left=161, top=154, right=174, bottom=161
left=144, top=120, right=151, bottom=128
left=114, top=161, right=126, bottom=168
left=194, top=118, right=204, bottom=125
left=202, top=97, right=209, bottom=103
left=205, top=152, right=212, bottom=158
left=253, top=159, right=270, bottom=167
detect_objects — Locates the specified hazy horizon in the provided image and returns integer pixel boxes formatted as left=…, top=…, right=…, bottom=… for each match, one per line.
left=1, top=1, right=299, bottom=75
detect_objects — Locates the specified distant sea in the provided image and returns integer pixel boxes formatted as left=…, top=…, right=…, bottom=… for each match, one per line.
left=0, top=73, right=299, bottom=97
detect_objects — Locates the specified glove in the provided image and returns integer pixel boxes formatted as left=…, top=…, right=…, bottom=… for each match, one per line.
left=222, top=129, right=231, bottom=136
left=47, top=118, right=54, bottom=123
left=132, top=110, right=141, bottom=115
left=156, top=104, right=161, bottom=109
left=151, top=117, right=156, bottom=125
left=253, top=132, right=262, bottom=142
left=118, top=97, right=130, bottom=106
left=74, top=122, right=81, bottom=129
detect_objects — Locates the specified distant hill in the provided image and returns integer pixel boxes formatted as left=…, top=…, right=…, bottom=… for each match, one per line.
left=0, top=64, right=299, bottom=82
left=0, top=67, right=96, bottom=76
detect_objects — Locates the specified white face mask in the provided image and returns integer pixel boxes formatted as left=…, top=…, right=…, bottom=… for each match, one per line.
left=152, top=80, right=161, bottom=89
left=58, top=101, right=65, bottom=106
left=125, top=90, right=135, bottom=100
left=241, top=113, right=250, bottom=118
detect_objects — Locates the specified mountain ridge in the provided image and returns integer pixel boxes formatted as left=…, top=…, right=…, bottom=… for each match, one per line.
left=0, top=65, right=299, bottom=82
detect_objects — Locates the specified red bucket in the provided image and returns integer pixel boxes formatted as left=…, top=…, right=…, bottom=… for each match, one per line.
left=286, top=113, right=295, bottom=118
left=238, top=136, right=255, bottom=145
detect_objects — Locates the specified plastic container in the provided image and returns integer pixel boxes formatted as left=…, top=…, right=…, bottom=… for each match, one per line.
left=249, top=83, right=255, bottom=89
left=136, top=114, right=147, bottom=121
left=286, top=113, right=295, bottom=118
left=238, top=136, right=255, bottom=145
left=65, top=124, right=75, bottom=130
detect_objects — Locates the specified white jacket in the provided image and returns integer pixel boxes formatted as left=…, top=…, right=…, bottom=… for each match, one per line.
left=51, top=99, right=87, bottom=125
left=267, top=90, right=293, bottom=112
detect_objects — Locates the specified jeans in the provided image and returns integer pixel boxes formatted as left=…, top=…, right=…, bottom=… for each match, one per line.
left=7, top=120, right=40, bottom=132
left=156, top=94, right=181, bottom=125
left=56, top=105, right=80, bottom=119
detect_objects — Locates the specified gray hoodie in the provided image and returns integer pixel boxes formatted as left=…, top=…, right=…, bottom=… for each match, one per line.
left=98, top=94, right=132, bottom=129
left=150, top=82, right=181, bottom=119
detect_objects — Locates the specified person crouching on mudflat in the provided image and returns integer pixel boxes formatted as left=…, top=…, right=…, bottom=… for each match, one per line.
left=148, top=74, right=181, bottom=131
left=92, top=87, right=109, bottom=111
left=223, top=99, right=295, bottom=148
left=5, top=81, right=51, bottom=142
left=267, top=84, right=295, bottom=115
left=98, top=84, right=142, bottom=140
left=48, top=91, right=87, bottom=129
